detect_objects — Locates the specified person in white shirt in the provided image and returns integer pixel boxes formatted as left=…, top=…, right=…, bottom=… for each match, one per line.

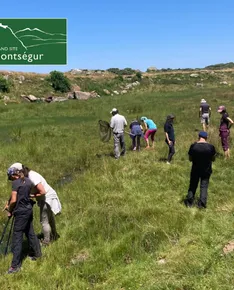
left=110, top=108, right=127, bottom=159
left=8, top=163, right=61, bottom=246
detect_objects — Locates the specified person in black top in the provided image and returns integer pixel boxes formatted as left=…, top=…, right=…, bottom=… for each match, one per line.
left=184, top=131, right=216, bottom=209
left=129, top=119, right=143, bottom=150
left=217, top=105, right=234, bottom=159
left=4, top=167, right=41, bottom=274
left=199, top=99, right=211, bottom=131
left=164, top=114, right=175, bottom=164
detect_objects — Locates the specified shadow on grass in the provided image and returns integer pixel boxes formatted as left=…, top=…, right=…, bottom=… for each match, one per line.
left=158, top=157, right=167, bottom=162
left=96, top=152, right=115, bottom=159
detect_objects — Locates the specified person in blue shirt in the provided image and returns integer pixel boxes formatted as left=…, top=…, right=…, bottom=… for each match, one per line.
left=140, top=116, right=157, bottom=149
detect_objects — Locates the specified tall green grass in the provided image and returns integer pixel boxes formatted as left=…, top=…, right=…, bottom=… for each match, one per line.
left=0, top=87, right=233, bottom=289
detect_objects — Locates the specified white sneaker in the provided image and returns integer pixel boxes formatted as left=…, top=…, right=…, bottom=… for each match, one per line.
left=166, top=161, right=170, bottom=165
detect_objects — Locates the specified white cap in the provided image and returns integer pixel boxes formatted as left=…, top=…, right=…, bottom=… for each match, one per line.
left=201, top=99, right=206, bottom=103
left=9, top=162, right=23, bottom=170
left=110, top=108, right=118, bottom=114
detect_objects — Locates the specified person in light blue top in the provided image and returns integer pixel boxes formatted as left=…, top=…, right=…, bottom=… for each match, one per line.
left=141, top=117, right=157, bottom=149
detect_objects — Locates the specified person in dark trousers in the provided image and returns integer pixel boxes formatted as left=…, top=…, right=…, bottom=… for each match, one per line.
left=129, top=118, right=143, bottom=151
left=217, top=105, right=234, bottom=159
left=5, top=167, right=41, bottom=274
left=184, top=131, right=216, bottom=209
left=164, top=115, right=175, bottom=164
left=199, top=99, right=211, bottom=131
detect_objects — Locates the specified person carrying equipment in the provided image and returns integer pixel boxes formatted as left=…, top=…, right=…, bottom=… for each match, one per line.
left=140, top=117, right=157, bottom=149
left=217, top=105, right=234, bottom=159
left=110, top=108, right=127, bottom=159
left=199, top=99, right=211, bottom=131
left=5, top=167, right=41, bottom=274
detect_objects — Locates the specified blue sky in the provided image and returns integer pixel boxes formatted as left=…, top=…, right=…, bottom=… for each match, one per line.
left=1, top=0, right=234, bottom=73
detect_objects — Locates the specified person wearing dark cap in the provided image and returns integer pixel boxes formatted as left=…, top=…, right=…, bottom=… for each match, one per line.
left=199, top=99, right=211, bottom=131
left=217, top=105, right=234, bottom=159
left=110, top=108, right=127, bottom=159
left=164, top=114, right=175, bottom=164
left=184, top=131, right=216, bottom=209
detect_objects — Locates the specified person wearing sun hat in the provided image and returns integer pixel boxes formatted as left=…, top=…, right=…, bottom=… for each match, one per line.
left=217, top=105, right=234, bottom=158
left=199, top=99, right=211, bottom=131
left=110, top=108, right=127, bottom=159
left=184, top=131, right=216, bottom=209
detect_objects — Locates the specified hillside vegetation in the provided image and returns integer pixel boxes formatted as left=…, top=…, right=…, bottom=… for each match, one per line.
left=1, top=66, right=234, bottom=101
left=0, top=83, right=234, bottom=289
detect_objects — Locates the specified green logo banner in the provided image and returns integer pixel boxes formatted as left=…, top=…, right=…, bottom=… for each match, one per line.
left=0, top=18, right=67, bottom=65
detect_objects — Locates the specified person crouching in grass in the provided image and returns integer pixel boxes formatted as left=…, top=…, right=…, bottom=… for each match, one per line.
left=5, top=167, right=41, bottom=274
left=140, top=116, right=157, bottom=149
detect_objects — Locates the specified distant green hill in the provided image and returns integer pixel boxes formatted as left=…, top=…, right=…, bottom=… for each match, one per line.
left=205, top=62, right=234, bottom=70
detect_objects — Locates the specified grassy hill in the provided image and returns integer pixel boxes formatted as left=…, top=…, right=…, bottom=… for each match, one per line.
left=0, top=83, right=234, bottom=289
left=1, top=67, right=234, bottom=101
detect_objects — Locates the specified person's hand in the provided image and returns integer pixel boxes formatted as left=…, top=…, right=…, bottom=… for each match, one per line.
left=7, top=211, right=12, bottom=217
left=2, top=201, right=9, bottom=212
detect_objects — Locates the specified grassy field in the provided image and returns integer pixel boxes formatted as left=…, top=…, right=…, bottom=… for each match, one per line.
left=0, top=86, right=234, bottom=289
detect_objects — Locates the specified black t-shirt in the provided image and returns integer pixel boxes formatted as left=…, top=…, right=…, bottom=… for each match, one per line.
left=164, top=122, right=175, bottom=141
left=188, top=142, right=216, bottom=175
left=12, top=178, right=33, bottom=213
left=220, top=112, right=229, bottom=131
left=200, top=103, right=210, bottom=114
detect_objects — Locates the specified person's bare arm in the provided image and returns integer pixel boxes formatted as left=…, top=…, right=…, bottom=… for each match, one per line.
left=227, top=117, right=234, bottom=129
left=30, top=183, right=46, bottom=198
left=5, top=191, right=17, bottom=214
left=165, top=132, right=171, bottom=145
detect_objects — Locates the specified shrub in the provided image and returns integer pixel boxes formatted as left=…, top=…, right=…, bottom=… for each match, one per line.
left=49, top=71, right=71, bottom=93
left=0, top=76, right=10, bottom=92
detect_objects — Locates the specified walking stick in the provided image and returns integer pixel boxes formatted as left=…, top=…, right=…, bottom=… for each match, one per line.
left=0, top=217, right=11, bottom=245
left=4, top=216, right=14, bottom=256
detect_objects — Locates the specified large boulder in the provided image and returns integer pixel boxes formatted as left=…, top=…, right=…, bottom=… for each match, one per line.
left=21, top=94, right=38, bottom=102
left=73, top=91, right=98, bottom=100
left=147, top=66, right=157, bottom=71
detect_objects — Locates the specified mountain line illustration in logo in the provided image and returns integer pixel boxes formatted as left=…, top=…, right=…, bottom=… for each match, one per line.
left=0, top=18, right=67, bottom=65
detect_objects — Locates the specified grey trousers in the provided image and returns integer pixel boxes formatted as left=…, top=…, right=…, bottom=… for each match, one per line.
left=113, top=133, right=125, bottom=159
left=39, top=201, right=57, bottom=243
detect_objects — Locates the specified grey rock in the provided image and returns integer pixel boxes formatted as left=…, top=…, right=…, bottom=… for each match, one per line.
left=113, top=91, right=119, bottom=95
left=18, top=75, right=25, bottom=81
left=220, top=81, right=228, bottom=85
left=103, top=89, right=110, bottom=95
left=3, top=95, right=10, bottom=101
left=147, top=66, right=157, bottom=71
left=190, top=73, right=199, bottom=78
